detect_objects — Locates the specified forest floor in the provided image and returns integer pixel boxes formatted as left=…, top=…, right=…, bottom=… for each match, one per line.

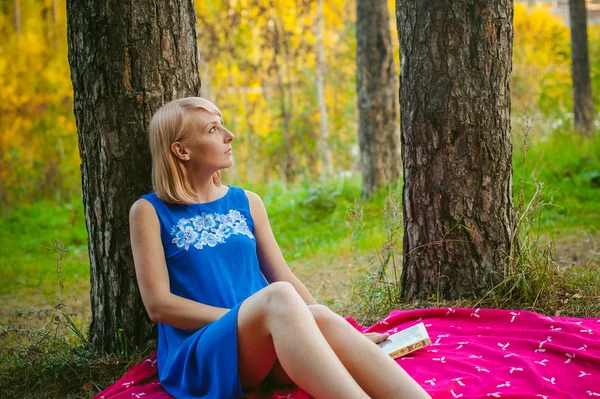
left=1, top=129, right=599, bottom=398
left=1, top=229, right=597, bottom=334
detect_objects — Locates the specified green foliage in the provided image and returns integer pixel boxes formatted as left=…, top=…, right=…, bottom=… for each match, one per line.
left=242, top=176, right=388, bottom=260
left=5, top=1, right=599, bottom=209
left=512, top=4, right=600, bottom=119
left=476, top=128, right=600, bottom=314
left=513, top=126, right=600, bottom=233
left=1, top=238, right=87, bottom=398
left=0, top=199, right=88, bottom=296
left=0, top=0, right=80, bottom=208
left=476, top=183, right=571, bottom=313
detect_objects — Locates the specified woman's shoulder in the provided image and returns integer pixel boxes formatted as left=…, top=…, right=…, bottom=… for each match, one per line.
left=240, top=188, right=259, bottom=200
left=136, top=191, right=159, bottom=204
left=223, top=185, right=259, bottom=201
left=129, top=196, right=159, bottom=222
left=233, top=187, right=262, bottom=207
left=131, top=192, right=159, bottom=210
left=234, top=188, right=268, bottom=221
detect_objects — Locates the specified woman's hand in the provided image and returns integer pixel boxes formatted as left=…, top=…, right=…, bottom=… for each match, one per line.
left=364, top=332, right=390, bottom=344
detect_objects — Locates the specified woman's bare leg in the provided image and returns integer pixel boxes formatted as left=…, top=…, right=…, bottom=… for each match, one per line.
left=310, top=305, right=430, bottom=398
left=236, top=282, right=369, bottom=398
left=267, top=305, right=431, bottom=399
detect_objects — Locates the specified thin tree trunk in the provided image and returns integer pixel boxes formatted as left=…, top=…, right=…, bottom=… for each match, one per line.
left=281, top=9, right=295, bottom=185
left=243, top=93, right=257, bottom=181
left=0, top=146, right=6, bottom=214
left=14, top=0, right=21, bottom=37
left=66, top=0, right=202, bottom=352
left=53, top=0, right=58, bottom=26
left=201, top=61, right=212, bottom=101
left=316, top=0, right=333, bottom=177
left=42, top=3, right=51, bottom=44
left=398, top=1, right=516, bottom=300
left=269, top=6, right=294, bottom=183
left=569, top=0, right=595, bottom=134
left=53, top=0, right=60, bottom=48
left=356, top=0, right=400, bottom=197
left=274, top=54, right=293, bottom=183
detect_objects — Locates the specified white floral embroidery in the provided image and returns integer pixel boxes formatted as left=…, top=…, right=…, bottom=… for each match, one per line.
left=170, top=210, right=254, bottom=250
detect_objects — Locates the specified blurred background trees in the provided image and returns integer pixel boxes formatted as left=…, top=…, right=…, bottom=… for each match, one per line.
left=0, top=0, right=77, bottom=211
left=356, top=0, right=399, bottom=197
left=0, top=0, right=598, bottom=210
left=569, top=0, right=596, bottom=133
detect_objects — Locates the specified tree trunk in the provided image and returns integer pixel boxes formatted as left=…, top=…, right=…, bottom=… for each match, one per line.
left=66, top=0, right=202, bottom=352
left=52, top=0, right=60, bottom=48
left=356, top=0, right=400, bottom=197
left=53, top=0, right=58, bottom=26
left=269, top=7, right=294, bottom=183
left=14, top=0, right=20, bottom=37
left=243, top=93, right=257, bottom=181
left=316, top=0, right=333, bottom=177
left=569, top=0, right=595, bottom=134
left=397, top=1, right=515, bottom=300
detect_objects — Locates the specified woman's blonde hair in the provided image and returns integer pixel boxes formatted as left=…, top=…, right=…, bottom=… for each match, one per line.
left=148, top=97, right=222, bottom=204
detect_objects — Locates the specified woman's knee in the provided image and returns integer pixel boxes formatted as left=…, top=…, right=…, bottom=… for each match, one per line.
left=255, top=282, right=305, bottom=320
left=264, top=281, right=304, bottom=306
left=239, top=282, right=298, bottom=327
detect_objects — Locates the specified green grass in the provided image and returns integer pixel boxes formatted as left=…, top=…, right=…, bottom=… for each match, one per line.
left=0, top=200, right=89, bottom=297
left=247, top=177, right=390, bottom=260
left=1, top=127, right=598, bottom=296
left=1, top=127, right=598, bottom=299
left=513, top=129, right=600, bottom=235
left=0, top=127, right=599, bottom=398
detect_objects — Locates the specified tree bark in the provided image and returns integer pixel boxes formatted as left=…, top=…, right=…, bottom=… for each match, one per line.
left=67, top=0, right=202, bottom=352
left=316, top=0, right=333, bottom=176
left=356, top=0, right=400, bottom=197
left=569, top=0, right=595, bottom=134
left=397, top=1, right=515, bottom=300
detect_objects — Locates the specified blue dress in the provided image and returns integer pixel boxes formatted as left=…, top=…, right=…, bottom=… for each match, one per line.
left=141, top=186, right=269, bottom=398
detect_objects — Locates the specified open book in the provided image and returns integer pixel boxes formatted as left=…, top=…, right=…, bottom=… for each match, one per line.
left=376, top=322, right=431, bottom=359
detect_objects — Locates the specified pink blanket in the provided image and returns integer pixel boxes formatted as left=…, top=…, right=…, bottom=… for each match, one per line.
left=94, top=308, right=600, bottom=398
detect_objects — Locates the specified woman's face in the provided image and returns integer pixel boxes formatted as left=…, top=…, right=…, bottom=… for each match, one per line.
left=173, top=102, right=235, bottom=173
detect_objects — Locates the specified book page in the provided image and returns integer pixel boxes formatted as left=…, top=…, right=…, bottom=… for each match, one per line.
left=376, top=322, right=430, bottom=355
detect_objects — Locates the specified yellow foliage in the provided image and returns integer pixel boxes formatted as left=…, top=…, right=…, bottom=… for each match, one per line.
left=0, top=0, right=78, bottom=206
left=512, top=2, right=575, bottom=113
left=0, top=0, right=595, bottom=206
left=514, top=3, right=570, bottom=66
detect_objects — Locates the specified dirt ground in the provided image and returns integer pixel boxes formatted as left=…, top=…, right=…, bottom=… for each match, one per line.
left=1, top=231, right=598, bottom=333
left=552, top=231, right=600, bottom=267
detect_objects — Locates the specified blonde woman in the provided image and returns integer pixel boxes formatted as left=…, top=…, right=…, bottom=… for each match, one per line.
left=129, top=97, right=430, bottom=399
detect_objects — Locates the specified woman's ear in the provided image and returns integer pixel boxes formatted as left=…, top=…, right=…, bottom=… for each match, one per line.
left=171, top=141, right=189, bottom=161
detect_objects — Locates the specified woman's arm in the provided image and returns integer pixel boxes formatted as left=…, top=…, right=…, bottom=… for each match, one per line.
left=129, top=199, right=229, bottom=330
left=245, top=192, right=390, bottom=344
left=245, top=190, right=318, bottom=305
